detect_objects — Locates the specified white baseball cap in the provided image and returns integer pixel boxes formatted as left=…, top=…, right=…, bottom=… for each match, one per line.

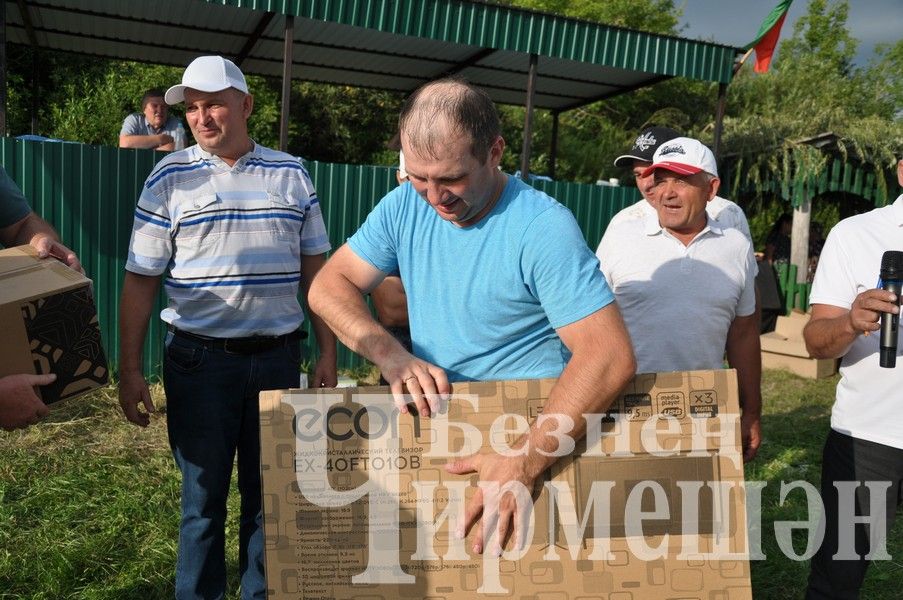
left=165, top=56, right=249, bottom=105
left=641, top=137, right=719, bottom=178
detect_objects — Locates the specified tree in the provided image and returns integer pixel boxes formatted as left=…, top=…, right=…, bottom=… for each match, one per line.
left=722, top=0, right=901, bottom=193
left=492, top=0, right=722, bottom=183
left=495, top=0, right=679, bottom=33
left=719, top=0, right=902, bottom=249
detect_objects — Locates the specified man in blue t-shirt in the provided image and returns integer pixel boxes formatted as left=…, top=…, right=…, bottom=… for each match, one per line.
left=0, top=166, right=81, bottom=430
left=310, top=78, right=635, bottom=556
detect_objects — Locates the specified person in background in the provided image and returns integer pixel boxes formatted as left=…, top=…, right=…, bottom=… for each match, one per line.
left=597, top=137, right=762, bottom=462
left=119, top=88, right=182, bottom=150
left=118, top=56, right=336, bottom=600
left=803, top=158, right=903, bottom=599
left=764, top=213, right=793, bottom=264
left=0, top=165, right=81, bottom=430
left=371, top=149, right=412, bottom=379
left=605, top=125, right=752, bottom=239
left=309, top=78, right=635, bottom=556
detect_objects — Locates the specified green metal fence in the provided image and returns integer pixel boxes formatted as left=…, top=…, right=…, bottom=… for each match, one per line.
left=1, top=138, right=637, bottom=378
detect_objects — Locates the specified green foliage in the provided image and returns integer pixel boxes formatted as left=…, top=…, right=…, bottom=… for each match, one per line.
left=244, top=76, right=280, bottom=149
left=867, top=39, right=903, bottom=124
left=288, top=84, right=404, bottom=164
left=48, top=62, right=185, bottom=146
left=721, top=0, right=902, bottom=212
left=496, top=0, right=680, bottom=34
left=494, top=0, right=691, bottom=183
left=4, top=48, right=399, bottom=164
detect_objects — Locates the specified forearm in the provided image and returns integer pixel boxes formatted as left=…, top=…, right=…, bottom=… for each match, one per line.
left=310, top=272, right=404, bottom=366
left=371, top=277, right=409, bottom=328
left=300, top=254, right=337, bottom=360
left=804, top=313, right=857, bottom=359
left=8, top=212, right=60, bottom=247
left=522, top=311, right=635, bottom=478
left=118, top=272, right=159, bottom=374
left=727, top=335, right=762, bottom=418
left=119, top=134, right=167, bottom=150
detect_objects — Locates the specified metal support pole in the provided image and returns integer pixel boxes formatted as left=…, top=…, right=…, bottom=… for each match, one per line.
left=713, top=82, right=728, bottom=159
left=549, top=111, right=559, bottom=180
left=279, top=15, right=294, bottom=152
left=30, top=49, right=37, bottom=134
left=519, top=53, right=538, bottom=180
left=0, top=0, right=6, bottom=137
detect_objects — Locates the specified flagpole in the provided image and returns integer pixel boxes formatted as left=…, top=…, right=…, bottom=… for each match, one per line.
left=734, top=48, right=755, bottom=75
left=714, top=47, right=753, bottom=159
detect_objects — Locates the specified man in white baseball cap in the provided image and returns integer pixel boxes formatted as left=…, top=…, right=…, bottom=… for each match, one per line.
left=603, top=125, right=751, bottom=239
left=119, top=55, right=337, bottom=599
left=164, top=55, right=249, bottom=104
left=597, top=136, right=762, bottom=462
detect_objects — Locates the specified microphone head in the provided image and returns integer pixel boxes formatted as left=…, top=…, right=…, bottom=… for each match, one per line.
left=880, top=251, right=903, bottom=281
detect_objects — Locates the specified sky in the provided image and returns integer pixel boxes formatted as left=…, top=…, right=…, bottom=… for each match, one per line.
left=677, top=0, right=899, bottom=67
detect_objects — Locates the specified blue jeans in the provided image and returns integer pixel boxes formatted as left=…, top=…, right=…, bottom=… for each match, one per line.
left=163, top=331, right=301, bottom=600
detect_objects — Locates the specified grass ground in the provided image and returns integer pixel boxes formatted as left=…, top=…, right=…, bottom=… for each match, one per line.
left=1, top=370, right=901, bottom=599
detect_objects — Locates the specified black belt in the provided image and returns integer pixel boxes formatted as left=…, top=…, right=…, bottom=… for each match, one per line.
left=171, top=327, right=305, bottom=355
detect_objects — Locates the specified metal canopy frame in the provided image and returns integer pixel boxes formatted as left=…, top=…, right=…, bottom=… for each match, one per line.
left=3, top=0, right=742, bottom=177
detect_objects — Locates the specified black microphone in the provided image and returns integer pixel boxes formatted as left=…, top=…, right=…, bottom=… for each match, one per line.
left=879, top=250, right=903, bottom=368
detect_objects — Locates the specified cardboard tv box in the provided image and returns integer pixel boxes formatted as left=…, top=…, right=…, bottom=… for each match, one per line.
left=0, top=245, right=109, bottom=403
left=260, top=370, right=751, bottom=599
left=761, top=310, right=838, bottom=379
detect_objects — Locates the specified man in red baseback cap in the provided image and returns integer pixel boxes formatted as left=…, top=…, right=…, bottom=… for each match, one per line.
left=597, top=136, right=762, bottom=462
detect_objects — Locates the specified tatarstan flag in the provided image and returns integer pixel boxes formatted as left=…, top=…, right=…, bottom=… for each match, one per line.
left=744, top=0, right=794, bottom=73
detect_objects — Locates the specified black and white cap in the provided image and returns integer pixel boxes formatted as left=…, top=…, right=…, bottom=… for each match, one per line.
left=613, top=126, right=681, bottom=168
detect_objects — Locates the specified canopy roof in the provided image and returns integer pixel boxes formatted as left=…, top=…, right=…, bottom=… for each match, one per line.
left=7, top=0, right=740, bottom=112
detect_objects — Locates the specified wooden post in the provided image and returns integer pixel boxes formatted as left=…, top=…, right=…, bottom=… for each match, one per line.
left=519, top=53, right=538, bottom=180
left=713, top=82, right=727, bottom=159
left=549, top=110, right=559, bottom=180
left=790, top=198, right=811, bottom=284
left=0, top=0, right=6, bottom=137
left=279, top=15, right=294, bottom=153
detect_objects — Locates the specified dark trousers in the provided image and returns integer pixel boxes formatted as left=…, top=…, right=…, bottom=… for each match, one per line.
left=806, top=429, right=903, bottom=599
left=163, top=331, right=301, bottom=600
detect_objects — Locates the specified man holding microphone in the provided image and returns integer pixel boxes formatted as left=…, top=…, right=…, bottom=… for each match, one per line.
left=804, top=157, right=903, bottom=598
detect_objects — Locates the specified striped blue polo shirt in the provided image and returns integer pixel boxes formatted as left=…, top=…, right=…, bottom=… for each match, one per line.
left=125, top=142, right=331, bottom=338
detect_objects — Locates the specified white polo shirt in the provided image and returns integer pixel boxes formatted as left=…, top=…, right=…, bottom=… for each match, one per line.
left=809, top=195, right=903, bottom=449
left=605, top=195, right=752, bottom=240
left=598, top=212, right=757, bottom=374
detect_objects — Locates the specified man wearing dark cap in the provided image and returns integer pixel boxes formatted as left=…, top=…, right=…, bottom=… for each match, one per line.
left=605, top=125, right=751, bottom=238
left=598, top=137, right=762, bottom=462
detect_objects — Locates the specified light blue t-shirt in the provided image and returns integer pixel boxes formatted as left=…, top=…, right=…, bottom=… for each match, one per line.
left=348, top=175, right=614, bottom=382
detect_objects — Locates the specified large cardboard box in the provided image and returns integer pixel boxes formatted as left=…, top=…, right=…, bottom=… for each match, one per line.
left=0, top=245, right=109, bottom=403
left=761, top=311, right=837, bottom=379
left=260, top=370, right=751, bottom=599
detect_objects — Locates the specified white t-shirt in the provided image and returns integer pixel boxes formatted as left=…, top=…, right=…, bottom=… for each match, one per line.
left=597, top=212, right=758, bottom=373
left=606, top=195, right=752, bottom=241
left=808, top=195, right=903, bottom=449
